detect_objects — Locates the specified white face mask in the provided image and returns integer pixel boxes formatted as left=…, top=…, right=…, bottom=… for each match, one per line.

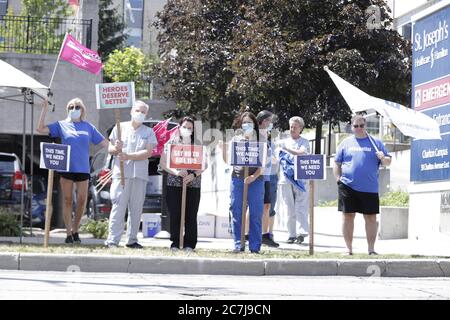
left=242, top=123, right=254, bottom=134
left=267, top=123, right=273, bottom=131
left=180, top=127, right=192, bottom=137
left=69, top=109, right=81, bottom=120
left=131, top=112, right=145, bottom=123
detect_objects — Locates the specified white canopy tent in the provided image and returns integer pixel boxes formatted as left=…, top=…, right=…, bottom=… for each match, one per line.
left=0, top=59, right=48, bottom=93
left=0, top=59, right=53, bottom=242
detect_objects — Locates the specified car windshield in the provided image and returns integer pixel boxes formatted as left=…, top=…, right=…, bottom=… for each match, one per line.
left=0, top=155, right=15, bottom=173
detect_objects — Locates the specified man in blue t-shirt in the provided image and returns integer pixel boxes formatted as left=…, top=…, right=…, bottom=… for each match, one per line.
left=333, top=115, right=391, bottom=256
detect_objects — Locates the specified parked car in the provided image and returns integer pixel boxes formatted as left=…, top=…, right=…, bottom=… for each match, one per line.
left=29, top=175, right=47, bottom=228
left=86, top=120, right=179, bottom=220
left=0, top=152, right=28, bottom=210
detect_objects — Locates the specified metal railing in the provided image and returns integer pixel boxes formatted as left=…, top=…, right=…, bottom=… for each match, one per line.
left=135, top=72, right=153, bottom=100
left=0, top=15, right=92, bottom=54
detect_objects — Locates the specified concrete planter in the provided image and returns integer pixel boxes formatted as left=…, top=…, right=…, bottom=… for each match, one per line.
left=378, top=206, right=409, bottom=240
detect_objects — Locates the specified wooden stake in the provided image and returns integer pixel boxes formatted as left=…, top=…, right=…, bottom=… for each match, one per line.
left=114, top=109, right=125, bottom=187
left=240, top=167, right=249, bottom=251
left=179, top=180, right=187, bottom=249
left=44, top=169, right=54, bottom=248
left=309, top=180, right=314, bottom=255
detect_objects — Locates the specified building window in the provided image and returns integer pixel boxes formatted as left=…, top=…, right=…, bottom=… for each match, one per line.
left=0, top=0, right=8, bottom=16
left=401, top=23, right=412, bottom=42
left=124, top=0, right=144, bottom=48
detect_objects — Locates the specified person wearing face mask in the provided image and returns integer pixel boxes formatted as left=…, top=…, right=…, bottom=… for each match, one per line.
left=160, top=116, right=206, bottom=252
left=37, top=98, right=109, bottom=245
left=105, top=100, right=157, bottom=249
left=276, top=116, right=310, bottom=245
left=256, top=110, right=280, bottom=248
left=222, top=111, right=264, bottom=254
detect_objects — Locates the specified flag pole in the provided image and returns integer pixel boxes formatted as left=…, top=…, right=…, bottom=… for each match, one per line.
left=366, top=131, right=380, bottom=153
left=49, top=33, right=69, bottom=89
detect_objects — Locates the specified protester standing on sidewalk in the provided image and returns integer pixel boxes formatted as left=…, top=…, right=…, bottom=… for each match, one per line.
left=160, top=116, right=206, bottom=252
left=333, top=115, right=391, bottom=255
left=256, top=110, right=279, bottom=248
left=222, top=111, right=264, bottom=253
left=37, top=98, right=109, bottom=244
left=276, top=116, right=310, bottom=244
left=105, top=101, right=157, bottom=249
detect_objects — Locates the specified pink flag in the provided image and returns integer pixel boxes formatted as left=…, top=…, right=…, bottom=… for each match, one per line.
left=152, top=120, right=179, bottom=157
left=59, top=34, right=102, bottom=75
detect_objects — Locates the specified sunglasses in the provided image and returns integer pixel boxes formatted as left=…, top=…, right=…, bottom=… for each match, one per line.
left=353, top=124, right=365, bottom=128
left=68, top=105, right=81, bottom=110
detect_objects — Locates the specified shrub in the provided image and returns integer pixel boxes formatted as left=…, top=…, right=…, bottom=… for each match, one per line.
left=318, top=200, right=338, bottom=207
left=380, top=191, right=409, bottom=207
left=0, top=208, right=20, bottom=236
left=317, top=191, right=409, bottom=207
left=80, top=219, right=109, bottom=239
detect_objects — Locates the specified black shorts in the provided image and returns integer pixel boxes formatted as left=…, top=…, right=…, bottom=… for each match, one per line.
left=337, top=181, right=379, bottom=214
left=59, top=172, right=90, bottom=182
left=263, top=181, right=271, bottom=204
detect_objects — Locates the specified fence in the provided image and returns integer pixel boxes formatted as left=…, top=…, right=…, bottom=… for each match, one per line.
left=135, top=72, right=153, bottom=100
left=0, top=15, right=92, bottom=54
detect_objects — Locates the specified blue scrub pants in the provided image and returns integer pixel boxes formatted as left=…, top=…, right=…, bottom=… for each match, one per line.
left=230, top=176, right=264, bottom=252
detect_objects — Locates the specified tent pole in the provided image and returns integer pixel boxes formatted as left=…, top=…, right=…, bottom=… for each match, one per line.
left=20, top=89, right=27, bottom=244
left=29, top=91, right=34, bottom=236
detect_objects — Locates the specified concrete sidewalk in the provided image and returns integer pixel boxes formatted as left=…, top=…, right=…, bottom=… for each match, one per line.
left=1, top=208, right=450, bottom=277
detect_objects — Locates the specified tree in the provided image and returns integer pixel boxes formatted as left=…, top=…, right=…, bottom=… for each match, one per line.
left=98, top=0, right=127, bottom=61
left=156, top=0, right=411, bottom=147
left=104, top=47, right=145, bottom=82
left=21, top=0, right=71, bottom=17
left=104, top=47, right=158, bottom=99
left=156, top=0, right=246, bottom=127
left=0, top=0, right=71, bottom=54
left=231, top=0, right=411, bottom=153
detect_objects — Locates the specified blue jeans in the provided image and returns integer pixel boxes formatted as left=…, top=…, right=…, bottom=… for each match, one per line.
left=230, top=176, right=264, bottom=252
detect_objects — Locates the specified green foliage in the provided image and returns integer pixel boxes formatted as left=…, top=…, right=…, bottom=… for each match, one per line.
left=156, top=0, right=411, bottom=133
left=0, top=208, right=20, bottom=237
left=380, top=191, right=409, bottom=207
left=81, top=219, right=109, bottom=239
left=98, top=0, right=127, bottom=61
left=318, top=200, right=338, bottom=207
left=104, top=47, right=146, bottom=82
left=104, top=47, right=159, bottom=99
left=317, top=191, right=409, bottom=207
left=0, top=1, right=71, bottom=54
left=21, top=0, right=72, bottom=17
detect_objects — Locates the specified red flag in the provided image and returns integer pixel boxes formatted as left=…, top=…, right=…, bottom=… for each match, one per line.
left=152, top=118, right=170, bottom=135
left=152, top=120, right=179, bottom=156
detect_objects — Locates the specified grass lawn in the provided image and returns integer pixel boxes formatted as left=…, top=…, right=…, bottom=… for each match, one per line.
left=0, top=243, right=446, bottom=260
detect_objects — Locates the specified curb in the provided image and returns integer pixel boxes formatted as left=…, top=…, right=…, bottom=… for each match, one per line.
left=1, top=253, right=450, bottom=277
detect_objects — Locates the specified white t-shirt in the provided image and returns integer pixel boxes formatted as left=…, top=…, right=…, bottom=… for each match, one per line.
left=276, top=136, right=310, bottom=184
left=109, top=121, right=157, bottom=181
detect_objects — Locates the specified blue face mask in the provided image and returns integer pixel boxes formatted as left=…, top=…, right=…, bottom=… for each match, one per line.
left=267, top=123, right=273, bottom=131
left=241, top=122, right=254, bottom=134
left=69, top=109, right=81, bottom=120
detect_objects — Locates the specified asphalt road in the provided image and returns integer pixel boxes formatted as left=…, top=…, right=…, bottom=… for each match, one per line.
left=1, top=270, right=450, bottom=300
